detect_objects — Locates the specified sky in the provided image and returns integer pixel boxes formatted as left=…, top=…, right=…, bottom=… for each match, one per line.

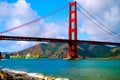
left=0, top=0, right=120, bottom=52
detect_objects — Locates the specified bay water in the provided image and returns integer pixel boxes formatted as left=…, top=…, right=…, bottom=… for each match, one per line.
left=0, top=59, right=120, bottom=80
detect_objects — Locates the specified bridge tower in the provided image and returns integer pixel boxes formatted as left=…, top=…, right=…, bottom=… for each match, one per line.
left=68, top=1, right=78, bottom=59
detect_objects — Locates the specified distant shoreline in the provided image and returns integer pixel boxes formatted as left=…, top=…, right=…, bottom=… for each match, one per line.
left=1, top=57, right=120, bottom=60
left=87, top=58, right=120, bottom=60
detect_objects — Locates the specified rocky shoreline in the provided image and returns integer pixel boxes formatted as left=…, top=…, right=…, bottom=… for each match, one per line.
left=0, top=68, right=69, bottom=80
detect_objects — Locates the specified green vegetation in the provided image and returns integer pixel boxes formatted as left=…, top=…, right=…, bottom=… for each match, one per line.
left=10, top=54, right=47, bottom=59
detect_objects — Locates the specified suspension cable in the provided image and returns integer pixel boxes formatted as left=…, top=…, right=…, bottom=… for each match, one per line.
left=0, top=4, right=68, bottom=34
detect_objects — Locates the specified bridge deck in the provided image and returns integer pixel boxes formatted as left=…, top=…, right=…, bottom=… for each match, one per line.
left=0, top=35, right=120, bottom=45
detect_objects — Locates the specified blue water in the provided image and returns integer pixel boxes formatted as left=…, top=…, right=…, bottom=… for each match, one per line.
left=0, top=59, right=120, bottom=80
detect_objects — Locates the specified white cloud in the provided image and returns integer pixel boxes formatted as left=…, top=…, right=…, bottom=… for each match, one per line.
left=0, top=0, right=67, bottom=52
left=10, top=41, right=38, bottom=51
left=41, top=22, right=67, bottom=38
left=76, top=0, right=120, bottom=42
left=104, top=6, right=120, bottom=28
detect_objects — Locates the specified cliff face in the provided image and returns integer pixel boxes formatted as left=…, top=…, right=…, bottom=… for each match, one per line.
left=10, top=43, right=120, bottom=59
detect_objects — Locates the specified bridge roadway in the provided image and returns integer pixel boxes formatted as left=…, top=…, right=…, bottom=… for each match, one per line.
left=0, top=35, right=120, bottom=45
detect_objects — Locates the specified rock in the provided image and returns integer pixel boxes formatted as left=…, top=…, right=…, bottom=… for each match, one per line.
left=0, top=69, right=69, bottom=80
left=0, top=70, right=13, bottom=80
left=15, top=73, right=27, bottom=77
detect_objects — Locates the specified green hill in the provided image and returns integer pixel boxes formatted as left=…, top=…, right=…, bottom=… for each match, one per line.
left=9, top=43, right=120, bottom=59
left=106, top=46, right=120, bottom=58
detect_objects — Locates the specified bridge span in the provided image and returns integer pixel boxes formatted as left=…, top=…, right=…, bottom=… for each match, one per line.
left=0, top=35, right=120, bottom=46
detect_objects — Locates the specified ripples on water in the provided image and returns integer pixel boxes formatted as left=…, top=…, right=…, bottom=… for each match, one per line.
left=0, top=59, right=120, bottom=80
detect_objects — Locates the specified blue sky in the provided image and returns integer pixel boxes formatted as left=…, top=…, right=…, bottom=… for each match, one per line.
left=0, top=0, right=120, bottom=52
left=26, top=0, right=72, bottom=16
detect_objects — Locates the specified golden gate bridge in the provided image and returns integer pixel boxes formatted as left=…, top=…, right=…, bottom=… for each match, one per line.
left=0, top=1, right=120, bottom=59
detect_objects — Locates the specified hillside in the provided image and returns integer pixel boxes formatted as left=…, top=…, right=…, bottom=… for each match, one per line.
left=16, top=43, right=67, bottom=58
left=9, top=42, right=120, bottom=59
left=106, top=46, right=120, bottom=58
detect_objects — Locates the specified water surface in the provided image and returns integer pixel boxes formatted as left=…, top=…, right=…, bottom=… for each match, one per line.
left=0, top=59, right=120, bottom=80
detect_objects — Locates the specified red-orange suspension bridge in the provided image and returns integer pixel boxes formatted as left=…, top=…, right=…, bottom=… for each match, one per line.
left=0, top=2, right=120, bottom=59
